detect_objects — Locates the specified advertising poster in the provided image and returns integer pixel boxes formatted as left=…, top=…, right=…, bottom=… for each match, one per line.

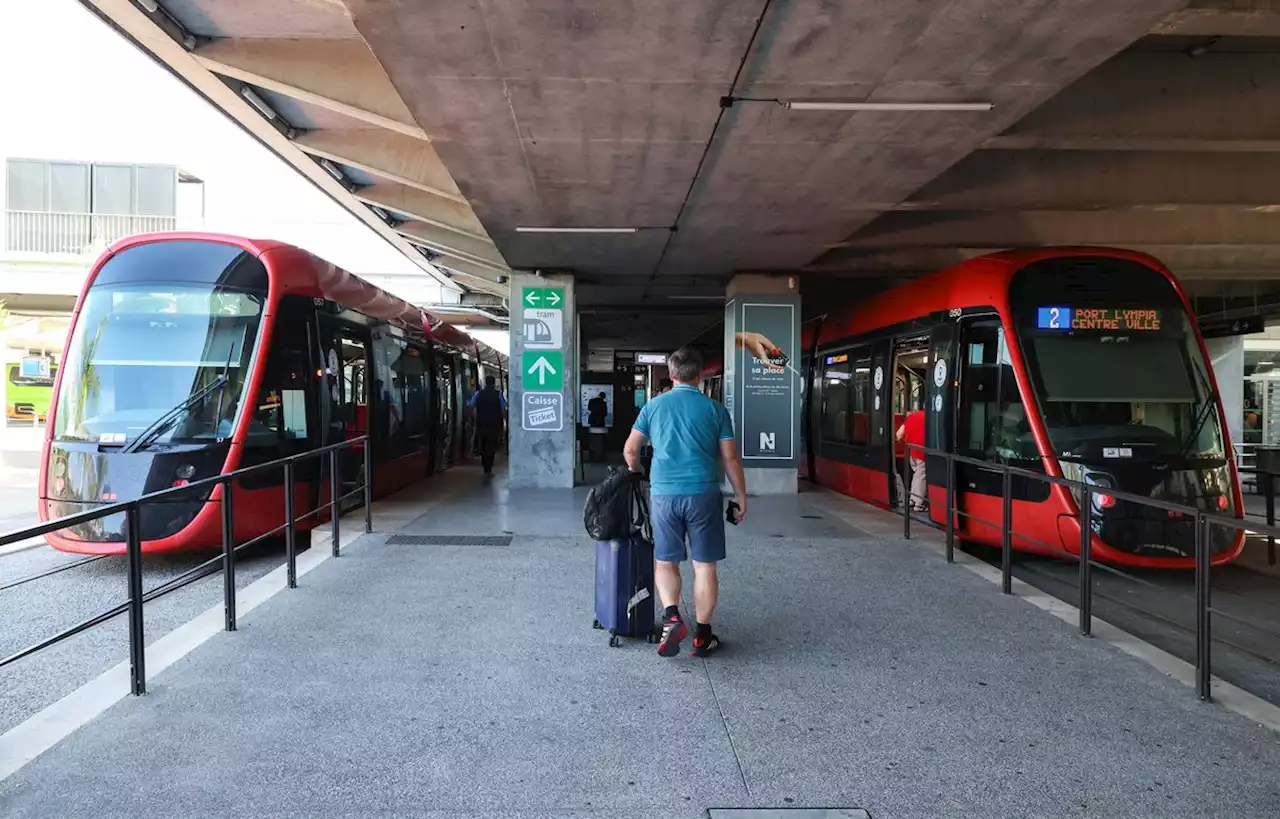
left=734, top=295, right=800, bottom=465
left=723, top=298, right=736, bottom=423
left=580, top=384, right=614, bottom=427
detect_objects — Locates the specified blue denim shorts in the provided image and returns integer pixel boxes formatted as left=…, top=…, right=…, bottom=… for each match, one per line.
left=651, top=492, right=726, bottom=564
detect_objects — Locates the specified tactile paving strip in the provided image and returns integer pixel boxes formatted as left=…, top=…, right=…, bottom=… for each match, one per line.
left=385, top=535, right=514, bottom=546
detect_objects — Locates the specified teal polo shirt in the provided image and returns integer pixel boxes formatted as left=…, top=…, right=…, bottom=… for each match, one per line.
left=633, top=384, right=735, bottom=496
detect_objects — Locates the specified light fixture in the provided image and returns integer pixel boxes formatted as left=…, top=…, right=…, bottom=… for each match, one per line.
left=319, top=159, right=346, bottom=183
left=136, top=0, right=159, bottom=12
left=240, top=87, right=278, bottom=121
left=515, top=227, right=638, bottom=234
left=784, top=100, right=993, bottom=112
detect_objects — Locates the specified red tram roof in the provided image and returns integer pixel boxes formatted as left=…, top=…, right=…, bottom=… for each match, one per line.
left=101, top=231, right=507, bottom=366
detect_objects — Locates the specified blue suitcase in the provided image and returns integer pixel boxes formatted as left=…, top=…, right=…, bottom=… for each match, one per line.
left=593, top=533, right=658, bottom=646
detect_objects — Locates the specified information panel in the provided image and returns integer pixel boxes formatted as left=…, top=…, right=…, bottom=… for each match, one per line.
left=733, top=296, right=800, bottom=465
left=1036, top=306, right=1163, bottom=332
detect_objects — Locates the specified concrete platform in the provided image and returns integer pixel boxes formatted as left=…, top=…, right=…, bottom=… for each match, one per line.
left=3, top=467, right=1280, bottom=819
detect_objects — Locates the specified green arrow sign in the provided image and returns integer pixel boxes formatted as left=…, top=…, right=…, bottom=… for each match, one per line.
left=522, top=287, right=564, bottom=310
left=522, top=350, right=563, bottom=390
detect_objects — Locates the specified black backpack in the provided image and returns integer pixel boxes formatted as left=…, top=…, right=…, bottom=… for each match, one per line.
left=583, top=467, right=649, bottom=542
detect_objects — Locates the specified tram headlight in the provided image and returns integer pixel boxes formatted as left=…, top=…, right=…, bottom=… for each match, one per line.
left=175, top=464, right=196, bottom=479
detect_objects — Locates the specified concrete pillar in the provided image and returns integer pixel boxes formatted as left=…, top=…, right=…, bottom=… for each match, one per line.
left=508, top=273, right=576, bottom=488
left=723, top=273, right=801, bottom=495
left=1206, top=335, right=1244, bottom=449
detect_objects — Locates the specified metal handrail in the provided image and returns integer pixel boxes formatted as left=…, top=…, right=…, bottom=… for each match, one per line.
left=0, top=436, right=373, bottom=697
left=900, top=442, right=1267, bottom=702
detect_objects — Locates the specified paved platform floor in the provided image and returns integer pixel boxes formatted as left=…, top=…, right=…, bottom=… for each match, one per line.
left=3, top=467, right=1280, bottom=819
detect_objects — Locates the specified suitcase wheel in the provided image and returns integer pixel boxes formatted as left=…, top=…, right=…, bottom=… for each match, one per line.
left=608, top=634, right=622, bottom=648
left=592, top=619, right=604, bottom=630
left=646, top=630, right=657, bottom=644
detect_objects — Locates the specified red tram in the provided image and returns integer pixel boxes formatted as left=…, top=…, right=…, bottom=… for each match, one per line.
left=38, top=233, right=507, bottom=555
left=795, top=247, right=1243, bottom=568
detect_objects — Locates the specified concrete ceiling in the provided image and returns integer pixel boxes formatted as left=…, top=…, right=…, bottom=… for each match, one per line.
left=80, top=0, right=1280, bottom=349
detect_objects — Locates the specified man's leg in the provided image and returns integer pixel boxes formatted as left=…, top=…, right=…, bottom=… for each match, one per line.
left=910, top=456, right=927, bottom=509
left=650, top=495, right=688, bottom=657
left=686, top=493, right=727, bottom=656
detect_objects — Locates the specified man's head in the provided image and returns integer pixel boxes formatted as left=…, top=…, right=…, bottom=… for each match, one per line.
left=667, top=347, right=703, bottom=385
left=485, top=376, right=496, bottom=388
left=598, top=391, right=606, bottom=399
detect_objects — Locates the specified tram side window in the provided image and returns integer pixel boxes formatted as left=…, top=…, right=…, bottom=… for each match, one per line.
left=957, top=322, right=1029, bottom=462
left=851, top=351, right=872, bottom=446
left=372, top=333, right=408, bottom=455
left=400, top=347, right=429, bottom=446
left=822, top=357, right=851, bottom=441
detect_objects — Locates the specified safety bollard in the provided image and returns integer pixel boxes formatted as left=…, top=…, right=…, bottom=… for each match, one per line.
left=1079, top=488, right=1092, bottom=636
left=284, top=460, right=297, bottom=589
left=125, top=505, right=146, bottom=695
left=222, top=481, right=237, bottom=631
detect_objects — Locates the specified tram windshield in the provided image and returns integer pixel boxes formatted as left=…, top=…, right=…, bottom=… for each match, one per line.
left=53, top=284, right=263, bottom=447
left=1010, top=259, right=1226, bottom=468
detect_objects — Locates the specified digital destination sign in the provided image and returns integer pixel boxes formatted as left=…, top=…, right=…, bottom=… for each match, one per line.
left=825, top=353, right=849, bottom=365
left=1036, top=306, right=1163, bottom=332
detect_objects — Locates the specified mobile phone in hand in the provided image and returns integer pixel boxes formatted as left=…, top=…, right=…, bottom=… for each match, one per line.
left=726, top=501, right=741, bottom=525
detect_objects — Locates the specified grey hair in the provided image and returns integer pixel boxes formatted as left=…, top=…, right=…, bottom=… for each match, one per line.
left=667, top=347, right=703, bottom=383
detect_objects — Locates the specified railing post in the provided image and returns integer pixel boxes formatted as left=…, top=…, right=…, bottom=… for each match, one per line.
left=363, top=437, right=373, bottom=534
left=1079, top=487, right=1093, bottom=636
left=1195, top=512, right=1212, bottom=701
left=125, top=505, right=146, bottom=696
left=944, top=454, right=955, bottom=563
left=330, top=449, right=341, bottom=557
left=1001, top=466, right=1012, bottom=595
left=222, top=481, right=237, bottom=631
left=902, top=447, right=912, bottom=541
left=284, top=460, right=297, bottom=589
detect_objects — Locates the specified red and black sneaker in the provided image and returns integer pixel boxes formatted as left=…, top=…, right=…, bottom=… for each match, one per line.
left=691, top=633, right=721, bottom=657
left=656, top=615, right=687, bottom=657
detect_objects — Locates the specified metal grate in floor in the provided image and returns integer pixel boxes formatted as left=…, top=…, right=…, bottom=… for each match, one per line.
left=708, top=811, right=871, bottom=819
left=386, top=534, right=514, bottom=546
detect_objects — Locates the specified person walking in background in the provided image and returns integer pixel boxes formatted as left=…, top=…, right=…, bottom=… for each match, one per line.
left=624, top=346, right=747, bottom=658
left=896, top=408, right=926, bottom=511
left=469, top=375, right=507, bottom=479
left=587, top=391, right=607, bottom=427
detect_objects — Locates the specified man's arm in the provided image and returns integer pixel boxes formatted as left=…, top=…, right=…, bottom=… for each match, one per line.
left=624, top=428, right=648, bottom=473
left=719, top=437, right=748, bottom=523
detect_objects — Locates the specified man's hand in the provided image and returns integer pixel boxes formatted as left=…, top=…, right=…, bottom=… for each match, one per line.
left=732, top=495, right=748, bottom=524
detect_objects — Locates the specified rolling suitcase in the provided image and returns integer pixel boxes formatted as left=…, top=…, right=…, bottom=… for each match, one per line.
left=591, top=483, right=659, bottom=646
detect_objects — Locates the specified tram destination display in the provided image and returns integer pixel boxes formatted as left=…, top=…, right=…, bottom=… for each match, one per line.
left=1036, top=306, right=1163, bottom=332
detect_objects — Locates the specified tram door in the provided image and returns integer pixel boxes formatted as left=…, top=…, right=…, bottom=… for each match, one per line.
left=925, top=323, right=958, bottom=528
left=432, top=352, right=456, bottom=471
left=318, top=319, right=371, bottom=509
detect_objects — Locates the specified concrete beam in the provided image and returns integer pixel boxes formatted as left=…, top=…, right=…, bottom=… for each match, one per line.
left=1152, top=0, right=1280, bottom=36
left=195, top=38, right=425, bottom=138
left=886, top=151, right=1280, bottom=211
left=394, top=221, right=507, bottom=269
left=78, top=0, right=458, bottom=294
left=354, top=183, right=489, bottom=241
left=985, top=52, right=1280, bottom=152
left=838, top=209, right=1280, bottom=250
left=810, top=244, right=1280, bottom=280
left=294, top=129, right=466, bottom=203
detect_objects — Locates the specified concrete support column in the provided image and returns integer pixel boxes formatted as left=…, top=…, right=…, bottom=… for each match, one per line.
left=723, top=274, right=801, bottom=495
left=508, top=273, right=576, bottom=488
left=1206, top=335, right=1244, bottom=449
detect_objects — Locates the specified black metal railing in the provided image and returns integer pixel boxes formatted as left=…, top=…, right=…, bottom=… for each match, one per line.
left=0, top=437, right=372, bottom=697
left=900, top=442, right=1279, bottom=703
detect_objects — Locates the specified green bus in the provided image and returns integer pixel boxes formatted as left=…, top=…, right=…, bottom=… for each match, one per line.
left=7, top=362, right=57, bottom=422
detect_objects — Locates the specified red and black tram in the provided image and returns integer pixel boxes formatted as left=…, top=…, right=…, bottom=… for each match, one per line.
left=38, top=232, right=507, bottom=555
left=795, top=247, right=1243, bottom=568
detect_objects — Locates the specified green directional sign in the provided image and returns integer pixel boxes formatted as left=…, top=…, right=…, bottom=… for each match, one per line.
left=522, top=350, right=563, bottom=390
left=522, top=286, right=564, bottom=310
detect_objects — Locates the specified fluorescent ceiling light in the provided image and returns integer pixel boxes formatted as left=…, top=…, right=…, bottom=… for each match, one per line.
left=667, top=295, right=725, bottom=301
left=785, top=100, right=993, bottom=112
left=240, top=87, right=278, bottom=120
left=136, top=0, right=160, bottom=12
left=319, top=159, right=346, bottom=182
left=515, top=227, right=638, bottom=234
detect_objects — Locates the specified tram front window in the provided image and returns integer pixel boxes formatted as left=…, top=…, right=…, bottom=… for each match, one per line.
left=1019, top=318, right=1225, bottom=469
left=53, top=285, right=263, bottom=447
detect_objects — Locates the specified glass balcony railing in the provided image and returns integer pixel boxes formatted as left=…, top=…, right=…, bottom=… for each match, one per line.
left=4, top=210, right=178, bottom=255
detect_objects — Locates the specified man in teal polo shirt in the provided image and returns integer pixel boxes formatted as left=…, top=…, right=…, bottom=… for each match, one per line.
left=624, top=346, right=748, bottom=658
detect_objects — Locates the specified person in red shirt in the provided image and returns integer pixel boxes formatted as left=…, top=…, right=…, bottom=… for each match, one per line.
left=896, top=409, right=927, bottom=511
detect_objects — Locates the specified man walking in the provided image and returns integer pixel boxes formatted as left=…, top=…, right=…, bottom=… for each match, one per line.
left=468, top=376, right=507, bottom=478
left=624, top=347, right=747, bottom=658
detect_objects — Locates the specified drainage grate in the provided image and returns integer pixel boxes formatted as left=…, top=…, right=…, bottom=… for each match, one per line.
left=801, top=514, right=824, bottom=520
left=386, top=534, right=513, bottom=546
